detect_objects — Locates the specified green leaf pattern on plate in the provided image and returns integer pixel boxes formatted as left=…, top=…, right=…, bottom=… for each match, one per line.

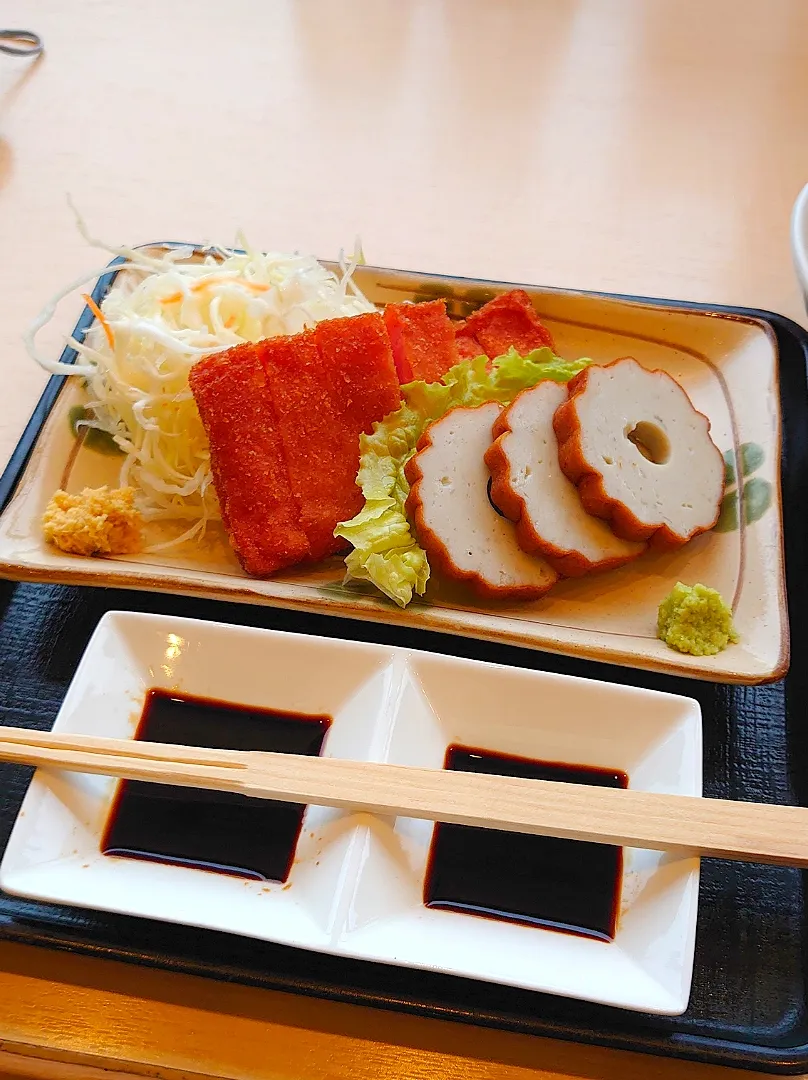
left=68, top=405, right=123, bottom=457
left=742, top=476, right=771, bottom=524
left=716, top=442, right=771, bottom=532
left=723, top=449, right=736, bottom=487
left=715, top=490, right=739, bottom=533
left=740, top=442, right=764, bottom=477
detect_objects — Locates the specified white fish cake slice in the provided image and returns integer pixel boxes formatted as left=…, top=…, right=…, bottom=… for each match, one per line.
left=554, top=358, right=724, bottom=549
left=485, top=381, right=645, bottom=576
left=404, top=402, right=558, bottom=600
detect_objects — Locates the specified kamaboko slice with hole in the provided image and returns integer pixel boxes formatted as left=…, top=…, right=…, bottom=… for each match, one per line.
left=404, top=403, right=558, bottom=600
left=553, top=358, right=724, bottom=550
left=485, top=381, right=645, bottom=576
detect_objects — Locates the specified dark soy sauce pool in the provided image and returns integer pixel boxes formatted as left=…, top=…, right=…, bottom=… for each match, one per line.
left=424, top=746, right=628, bottom=941
left=102, top=690, right=330, bottom=881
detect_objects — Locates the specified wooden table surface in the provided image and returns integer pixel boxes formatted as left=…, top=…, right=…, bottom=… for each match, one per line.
left=0, top=1, right=806, bottom=1077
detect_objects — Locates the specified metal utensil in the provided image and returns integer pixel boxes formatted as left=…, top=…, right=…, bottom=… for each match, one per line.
left=0, top=30, right=43, bottom=57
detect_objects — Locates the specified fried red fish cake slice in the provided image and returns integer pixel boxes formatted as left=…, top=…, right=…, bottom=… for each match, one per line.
left=383, top=299, right=459, bottom=383
left=454, top=321, right=485, bottom=361
left=259, top=330, right=361, bottom=559
left=315, top=311, right=401, bottom=435
left=465, top=289, right=555, bottom=359
left=191, top=314, right=401, bottom=577
left=189, top=344, right=309, bottom=576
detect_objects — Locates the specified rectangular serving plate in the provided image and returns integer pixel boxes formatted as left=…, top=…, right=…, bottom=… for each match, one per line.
left=0, top=250, right=789, bottom=684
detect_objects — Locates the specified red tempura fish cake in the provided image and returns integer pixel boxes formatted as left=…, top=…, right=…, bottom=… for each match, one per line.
left=464, top=289, right=555, bottom=358
left=315, top=312, right=401, bottom=435
left=189, top=345, right=310, bottom=576
left=191, top=314, right=401, bottom=579
left=260, top=330, right=361, bottom=559
left=383, top=299, right=459, bottom=383
left=454, top=321, right=485, bottom=361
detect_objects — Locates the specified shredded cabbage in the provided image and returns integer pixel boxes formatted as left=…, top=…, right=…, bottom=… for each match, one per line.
left=25, top=218, right=374, bottom=547
left=335, top=349, right=592, bottom=607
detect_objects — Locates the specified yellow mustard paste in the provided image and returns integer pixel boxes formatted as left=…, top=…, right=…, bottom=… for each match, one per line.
left=42, top=486, right=143, bottom=557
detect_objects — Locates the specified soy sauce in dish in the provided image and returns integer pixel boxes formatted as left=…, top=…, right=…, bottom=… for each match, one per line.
left=424, top=746, right=628, bottom=941
left=101, top=690, right=330, bottom=882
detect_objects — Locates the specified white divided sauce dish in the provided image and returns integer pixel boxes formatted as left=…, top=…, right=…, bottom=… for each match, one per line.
left=0, top=611, right=702, bottom=1014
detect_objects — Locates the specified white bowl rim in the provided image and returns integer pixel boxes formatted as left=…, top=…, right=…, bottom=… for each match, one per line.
left=790, top=182, right=808, bottom=300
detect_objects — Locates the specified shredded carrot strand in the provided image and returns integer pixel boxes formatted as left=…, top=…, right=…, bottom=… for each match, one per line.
left=224, top=315, right=236, bottom=329
left=190, top=275, right=270, bottom=294
left=160, top=291, right=182, bottom=305
left=82, top=293, right=115, bottom=350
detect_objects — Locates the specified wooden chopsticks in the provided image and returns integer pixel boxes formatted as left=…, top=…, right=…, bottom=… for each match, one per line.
left=1, top=724, right=807, bottom=867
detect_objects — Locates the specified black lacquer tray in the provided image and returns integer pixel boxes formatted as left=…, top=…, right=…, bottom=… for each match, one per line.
left=0, top=288, right=805, bottom=1072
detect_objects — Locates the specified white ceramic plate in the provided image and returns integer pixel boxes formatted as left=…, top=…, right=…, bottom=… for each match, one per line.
left=0, top=252, right=787, bottom=684
left=0, top=611, right=702, bottom=1014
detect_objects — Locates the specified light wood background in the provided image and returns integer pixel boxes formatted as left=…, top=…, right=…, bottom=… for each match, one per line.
left=0, top=1, right=806, bottom=1076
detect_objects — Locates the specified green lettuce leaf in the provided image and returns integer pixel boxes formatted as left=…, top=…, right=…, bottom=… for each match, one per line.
left=334, top=347, right=591, bottom=607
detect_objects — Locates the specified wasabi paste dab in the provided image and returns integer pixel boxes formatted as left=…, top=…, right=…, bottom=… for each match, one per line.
left=657, top=582, right=739, bottom=656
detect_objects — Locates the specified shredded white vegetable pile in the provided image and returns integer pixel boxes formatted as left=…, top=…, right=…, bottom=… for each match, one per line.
left=25, top=220, right=374, bottom=549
